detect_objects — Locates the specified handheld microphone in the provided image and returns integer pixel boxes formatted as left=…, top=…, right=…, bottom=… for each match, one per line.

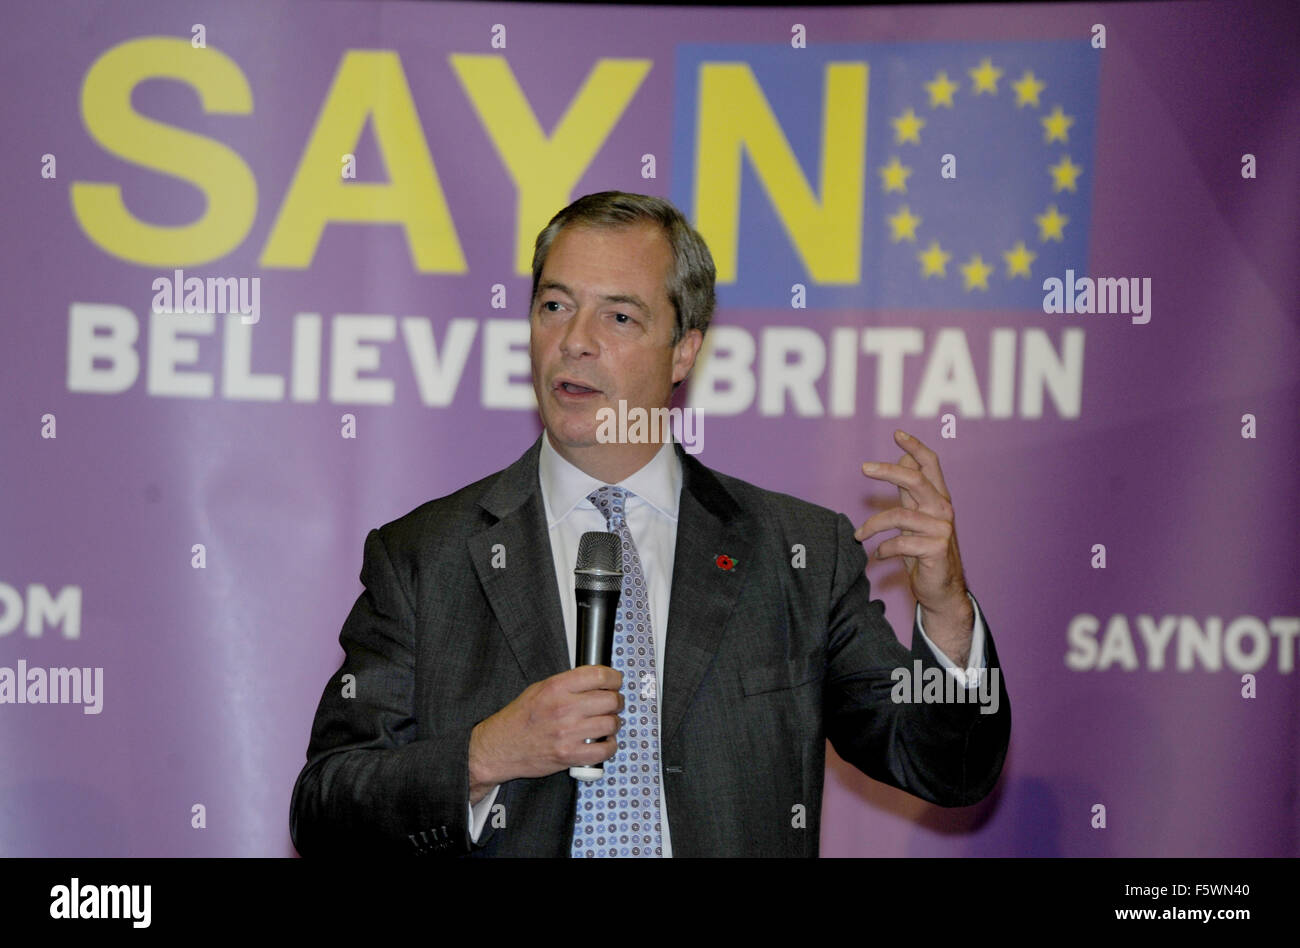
left=570, top=531, right=622, bottom=782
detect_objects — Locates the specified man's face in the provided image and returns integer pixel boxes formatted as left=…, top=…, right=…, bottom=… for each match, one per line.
left=529, top=223, right=702, bottom=466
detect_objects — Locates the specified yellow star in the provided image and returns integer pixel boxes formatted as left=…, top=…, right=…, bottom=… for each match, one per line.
left=925, top=70, right=959, bottom=108
left=1002, top=241, right=1037, bottom=278
left=969, top=58, right=1003, bottom=95
left=1049, top=155, right=1083, bottom=193
left=887, top=205, right=922, bottom=243
left=879, top=156, right=913, bottom=194
left=1041, top=105, right=1075, bottom=143
left=960, top=254, right=993, bottom=291
left=1035, top=204, right=1069, bottom=242
left=917, top=241, right=951, bottom=278
left=891, top=108, right=926, bottom=145
left=1011, top=70, right=1046, bottom=108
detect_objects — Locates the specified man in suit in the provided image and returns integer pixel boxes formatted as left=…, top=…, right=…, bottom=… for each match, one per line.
left=290, top=191, right=1010, bottom=857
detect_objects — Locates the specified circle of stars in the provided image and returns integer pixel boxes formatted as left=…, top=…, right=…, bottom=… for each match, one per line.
left=878, top=57, right=1083, bottom=291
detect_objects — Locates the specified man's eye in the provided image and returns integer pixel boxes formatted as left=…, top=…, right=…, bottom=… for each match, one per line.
left=613, top=312, right=632, bottom=324
left=542, top=301, right=562, bottom=312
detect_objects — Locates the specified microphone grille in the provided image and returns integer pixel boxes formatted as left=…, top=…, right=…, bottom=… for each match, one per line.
left=575, top=531, right=623, bottom=591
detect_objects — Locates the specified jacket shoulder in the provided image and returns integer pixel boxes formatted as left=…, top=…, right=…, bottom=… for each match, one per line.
left=372, top=464, right=510, bottom=553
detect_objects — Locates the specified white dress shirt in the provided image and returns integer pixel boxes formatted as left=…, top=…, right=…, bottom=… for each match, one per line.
left=467, top=434, right=987, bottom=855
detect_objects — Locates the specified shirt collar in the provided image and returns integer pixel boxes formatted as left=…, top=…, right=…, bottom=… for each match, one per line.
left=538, top=431, right=681, bottom=528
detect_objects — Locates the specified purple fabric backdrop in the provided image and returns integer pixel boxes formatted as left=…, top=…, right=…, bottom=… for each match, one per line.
left=1, top=0, right=1296, bottom=856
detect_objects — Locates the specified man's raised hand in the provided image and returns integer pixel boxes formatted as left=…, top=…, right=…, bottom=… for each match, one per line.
left=854, top=430, right=973, bottom=641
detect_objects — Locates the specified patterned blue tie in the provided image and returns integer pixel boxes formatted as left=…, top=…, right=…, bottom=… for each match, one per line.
left=571, top=486, right=663, bottom=857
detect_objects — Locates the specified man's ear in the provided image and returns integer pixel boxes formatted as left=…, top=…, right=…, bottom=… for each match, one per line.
left=671, top=328, right=704, bottom=387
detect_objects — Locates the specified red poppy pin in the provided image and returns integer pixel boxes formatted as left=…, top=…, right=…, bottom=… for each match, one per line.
left=715, top=554, right=736, bottom=571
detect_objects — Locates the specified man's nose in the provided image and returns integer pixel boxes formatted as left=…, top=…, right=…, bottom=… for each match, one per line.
left=559, top=308, right=599, bottom=358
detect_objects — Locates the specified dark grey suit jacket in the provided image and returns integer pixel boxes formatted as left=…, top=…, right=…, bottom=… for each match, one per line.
left=290, top=434, right=1010, bottom=857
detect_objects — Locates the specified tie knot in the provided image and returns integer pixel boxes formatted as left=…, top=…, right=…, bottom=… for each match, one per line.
left=587, top=485, right=629, bottom=525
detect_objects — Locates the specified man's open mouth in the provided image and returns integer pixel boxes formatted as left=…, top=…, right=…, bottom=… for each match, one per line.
left=557, top=381, right=600, bottom=394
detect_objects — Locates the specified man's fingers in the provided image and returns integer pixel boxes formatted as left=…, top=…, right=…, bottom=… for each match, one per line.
left=573, top=712, right=622, bottom=741
left=572, top=687, right=624, bottom=718
left=873, top=533, right=949, bottom=562
left=573, top=728, right=621, bottom=766
left=861, top=460, right=945, bottom=510
left=854, top=507, right=952, bottom=544
left=560, top=664, right=624, bottom=693
left=893, top=429, right=951, bottom=499
left=569, top=714, right=622, bottom=765
left=895, top=453, right=923, bottom=507
left=596, top=713, right=623, bottom=738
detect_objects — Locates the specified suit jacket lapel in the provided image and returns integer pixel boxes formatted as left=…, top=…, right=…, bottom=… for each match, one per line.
left=468, top=434, right=571, bottom=684
left=467, top=436, right=754, bottom=745
left=661, top=444, right=752, bottom=747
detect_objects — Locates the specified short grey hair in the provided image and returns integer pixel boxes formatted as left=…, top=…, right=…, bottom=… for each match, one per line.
left=529, top=191, right=716, bottom=346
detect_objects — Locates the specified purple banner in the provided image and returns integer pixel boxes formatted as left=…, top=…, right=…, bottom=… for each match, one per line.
left=1, top=0, right=1297, bottom=856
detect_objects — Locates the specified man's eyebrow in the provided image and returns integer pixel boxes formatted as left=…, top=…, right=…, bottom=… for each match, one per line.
left=536, top=281, right=652, bottom=316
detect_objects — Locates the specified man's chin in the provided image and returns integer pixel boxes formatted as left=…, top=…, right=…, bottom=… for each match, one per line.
left=544, top=401, right=609, bottom=435
left=544, top=419, right=602, bottom=451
